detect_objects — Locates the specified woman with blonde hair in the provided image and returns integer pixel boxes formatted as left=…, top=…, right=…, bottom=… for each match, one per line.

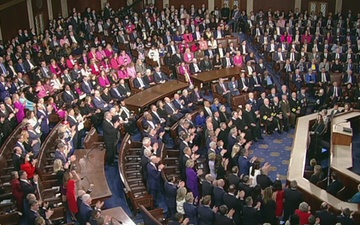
left=231, top=144, right=241, bottom=168
left=208, top=152, right=217, bottom=179
left=176, top=187, right=187, bottom=214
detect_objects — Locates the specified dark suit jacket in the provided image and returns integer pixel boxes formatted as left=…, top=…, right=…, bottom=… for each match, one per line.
left=242, top=206, right=261, bottom=225
left=183, top=202, right=198, bottom=225
left=154, top=72, right=169, bottom=83
left=102, top=120, right=118, bottom=144
left=147, top=163, right=161, bottom=190
left=326, top=180, right=344, bottom=196
left=20, top=180, right=36, bottom=197
left=118, top=84, right=131, bottom=95
left=227, top=174, right=241, bottom=187
left=315, top=210, right=337, bottom=225
left=198, top=205, right=215, bottom=225
left=164, top=182, right=177, bottom=210
left=284, top=188, right=303, bottom=215
left=256, top=174, right=273, bottom=189
left=133, top=77, right=149, bottom=89
left=213, top=187, right=225, bottom=207
left=62, top=91, right=76, bottom=103
left=223, top=193, right=243, bottom=223
left=12, top=154, right=23, bottom=171
left=337, top=215, right=356, bottom=225
left=214, top=213, right=235, bottom=225
left=79, top=202, right=93, bottom=225
left=221, top=57, right=234, bottom=68
left=27, top=209, right=38, bottom=225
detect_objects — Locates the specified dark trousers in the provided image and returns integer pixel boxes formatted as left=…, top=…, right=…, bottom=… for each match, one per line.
left=105, top=141, right=116, bottom=165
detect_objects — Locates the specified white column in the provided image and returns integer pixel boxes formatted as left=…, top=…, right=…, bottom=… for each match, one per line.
left=208, top=0, right=214, bottom=12
left=294, top=0, right=302, bottom=12
left=61, top=0, right=68, bottom=18
left=26, top=0, right=35, bottom=29
left=163, top=0, right=169, bottom=8
left=47, top=0, right=53, bottom=20
left=335, top=0, right=342, bottom=13
left=246, top=0, right=253, bottom=14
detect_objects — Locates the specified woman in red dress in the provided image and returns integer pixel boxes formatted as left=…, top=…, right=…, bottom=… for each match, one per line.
left=64, top=170, right=80, bottom=219
left=20, top=155, right=37, bottom=180
left=11, top=171, right=24, bottom=211
left=273, top=180, right=285, bottom=218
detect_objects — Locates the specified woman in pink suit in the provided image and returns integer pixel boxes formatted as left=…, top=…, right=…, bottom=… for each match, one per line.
left=49, top=59, right=62, bottom=77
left=13, top=94, right=25, bottom=123
left=301, top=30, right=312, bottom=44
left=118, top=66, right=129, bottom=79
left=183, top=48, right=194, bottom=64
left=88, top=48, right=97, bottom=61
left=104, top=44, right=114, bottom=58
left=183, top=30, right=194, bottom=43
left=98, top=71, right=111, bottom=88
left=281, top=31, right=293, bottom=44
left=101, top=58, right=111, bottom=73
left=35, top=81, right=48, bottom=99
left=110, top=53, right=120, bottom=70
left=66, top=55, right=76, bottom=69
left=233, top=51, right=244, bottom=67
left=89, top=59, right=100, bottom=76
left=126, top=62, right=137, bottom=79
left=47, top=97, right=66, bottom=119
left=118, top=50, right=132, bottom=66
left=96, top=46, right=107, bottom=61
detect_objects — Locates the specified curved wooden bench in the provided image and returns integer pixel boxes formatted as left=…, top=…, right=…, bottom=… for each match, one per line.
left=118, top=133, right=154, bottom=212
left=36, top=121, right=63, bottom=181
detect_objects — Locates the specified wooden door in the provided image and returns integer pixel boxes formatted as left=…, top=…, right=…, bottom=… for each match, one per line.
left=222, top=0, right=240, bottom=9
left=308, top=1, right=328, bottom=16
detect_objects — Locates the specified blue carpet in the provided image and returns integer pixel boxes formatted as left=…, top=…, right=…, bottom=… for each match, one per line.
left=248, top=129, right=295, bottom=181
left=103, top=163, right=133, bottom=216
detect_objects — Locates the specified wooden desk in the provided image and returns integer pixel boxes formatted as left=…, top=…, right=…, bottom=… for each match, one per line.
left=331, top=111, right=360, bottom=195
left=332, top=122, right=352, bottom=146
left=191, top=67, right=242, bottom=88
left=289, top=111, right=359, bottom=215
left=124, top=80, right=188, bottom=113
left=103, top=207, right=135, bottom=225
left=74, top=149, right=112, bottom=202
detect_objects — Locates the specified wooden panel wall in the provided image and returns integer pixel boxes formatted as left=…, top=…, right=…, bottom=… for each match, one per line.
left=253, top=0, right=295, bottom=13
left=301, top=0, right=335, bottom=15
left=0, top=0, right=28, bottom=41
left=155, top=0, right=163, bottom=10
left=108, top=0, right=128, bottom=10
left=52, top=0, right=62, bottom=18
left=67, top=0, right=101, bottom=15
left=214, top=0, right=247, bottom=12
left=342, top=0, right=360, bottom=14
left=32, top=0, right=49, bottom=31
left=168, top=0, right=208, bottom=10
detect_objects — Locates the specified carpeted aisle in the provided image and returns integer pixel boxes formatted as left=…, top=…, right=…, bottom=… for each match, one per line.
left=248, top=129, right=295, bottom=181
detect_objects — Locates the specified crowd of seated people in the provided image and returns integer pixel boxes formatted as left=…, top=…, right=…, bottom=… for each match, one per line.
left=0, top=1, right=360, bottom=225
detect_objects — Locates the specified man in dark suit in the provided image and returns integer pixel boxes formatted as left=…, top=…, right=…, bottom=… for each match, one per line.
left=102, top=112, right=121, bottom=166
left=202, top=174, right=214, bottom=199
left=326, top=172, right=344, bottom=196
left=243, top=104, right=262, bottom=142
left=283, top=180, right=304, bottom=221
left=200, top=56, right=213, bottom=71
left=242, top=196, right=261, bottom=225
left=146, top=156, right=165, bottom=206
left=216, top=78, right=231, bottom=104
left=81, top=76, right=94, bottom=95
left=19, top=170, right=37, bottom=197
left=227, top=167, right=241, bottom=187
left=214, top=205, right=235, bottom=224
left=62, top=84, right=78, bottom=105
left=337, top=208, right=356, bottom=225
left=27, top=199, right=40, bottom=225
left=133, top=72, right=149, bottom=90
left=154, top=66, right=169, bottom=84
left=213, top=179, right=226, bottom=207
left=238, top=146, right=256, bottom=177
left=118, top=79, right=131, bottom=97
left=93, top=90, right=112, bottom=111
left=12, top=146, right=23, bottom=171
left=221, top=53, right=234, bottom=68
left=110, top=83, right=125, bottom=101
left=198, top=195, right=216, bottom=225
left=79, top=194, right=104, bottom=225
left=26, top=123, right=41, bottom=157
left=315, top=202, right=337, bottom=225
left=172, top=94, right=192, bottom=114
left=164, top=97, right=184, bottom=121
left=164, top=176, right=182, bottom=219
left=222, top=185, right=244, bottom=224
left=189, top=58, right=202, bottom=74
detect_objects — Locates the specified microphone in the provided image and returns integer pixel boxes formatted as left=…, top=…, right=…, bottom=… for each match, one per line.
left=111, top=216, right=123, bottom=224
left=334, top=120, right=348, bottom=130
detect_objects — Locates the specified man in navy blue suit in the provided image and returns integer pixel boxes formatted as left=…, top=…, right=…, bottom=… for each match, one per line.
left=81, top=76, right=94, bottom=95
left=164, top=176, right=184, bottom=219
left=198, top=195, right=216, bottom=225
left=78, top=194, right=104, bottom=225
left=146, top=156, right=165, bottom=206
left=238, top=146, right=257, bottom=176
